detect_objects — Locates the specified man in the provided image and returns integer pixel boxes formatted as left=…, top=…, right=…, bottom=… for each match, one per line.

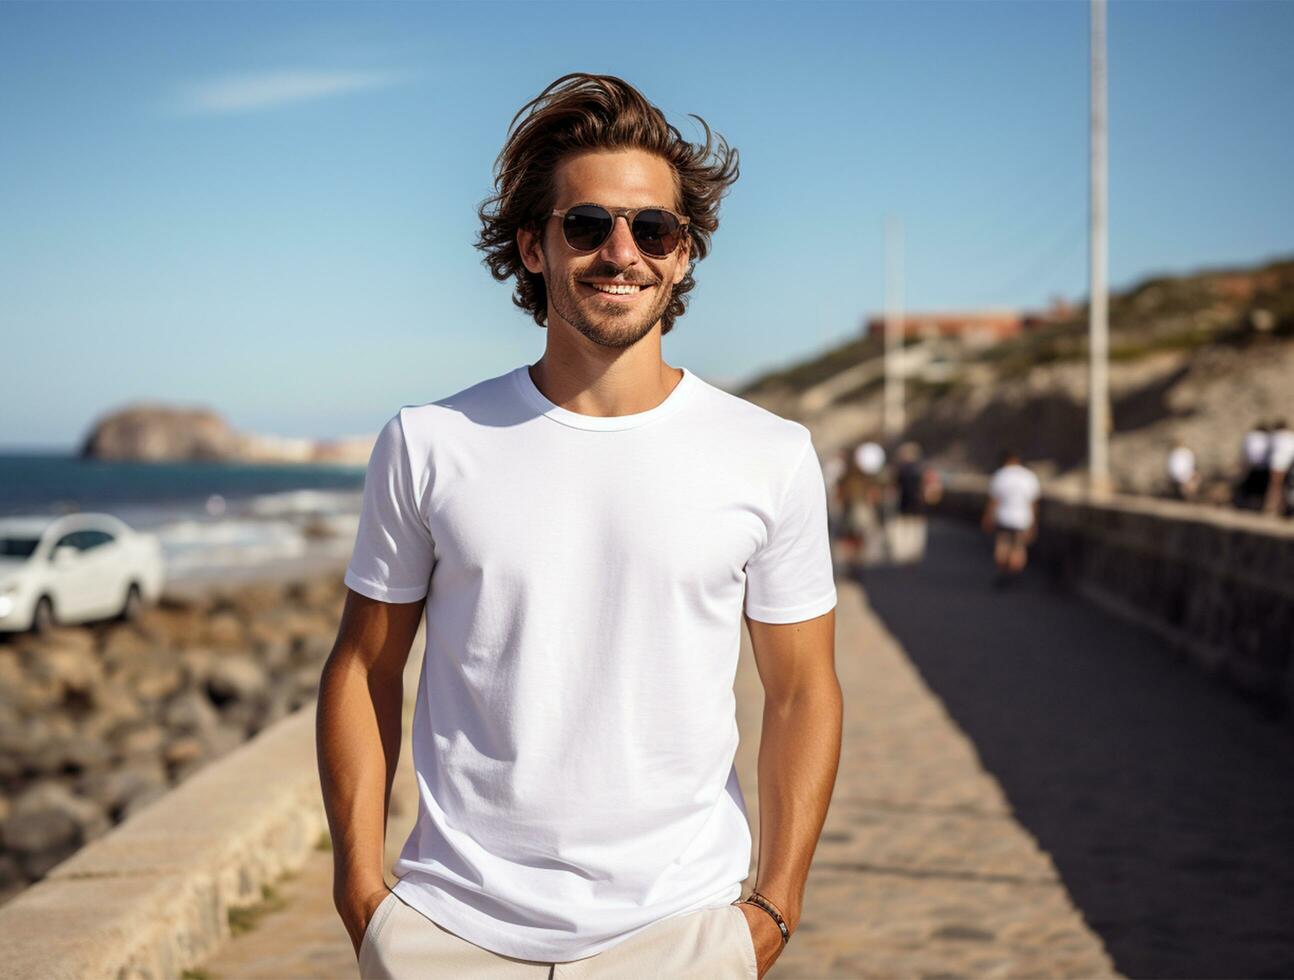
left=1165, top=440, right=1198, bottom=502
left=980, top=450, right=1041, bottom=586
left=1265, top=419, right=1294, bottom=517
left=1235, top=420, right=1271, bottom=510
left=891, top=442, right=931, bottom=564
left=317, top=73, right=842, bottom=980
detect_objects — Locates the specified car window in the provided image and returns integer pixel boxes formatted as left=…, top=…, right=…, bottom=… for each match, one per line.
left=82, top=530, right=115, bottom=550
left=52, top=532, right=88, bottom=554
left=0, top=536, right=41, bottom=559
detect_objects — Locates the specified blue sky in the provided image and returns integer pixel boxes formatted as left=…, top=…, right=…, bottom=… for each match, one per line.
left=2, top=0, right=1291, bottom=449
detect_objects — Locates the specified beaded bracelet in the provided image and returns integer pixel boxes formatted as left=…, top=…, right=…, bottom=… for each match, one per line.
left=741, top=890, right=790, bottom=946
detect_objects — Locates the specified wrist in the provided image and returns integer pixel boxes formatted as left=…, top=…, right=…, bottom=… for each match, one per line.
left=741, top=890, right=792, bottom=946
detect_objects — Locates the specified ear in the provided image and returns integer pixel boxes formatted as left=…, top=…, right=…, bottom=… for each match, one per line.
left=670, top=235, right=691, bottom=286
left=517, top=223, right=546, bottom=275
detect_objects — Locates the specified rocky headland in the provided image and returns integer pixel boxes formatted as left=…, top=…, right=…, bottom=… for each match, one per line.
left=78, top=403, right=375, bottom=465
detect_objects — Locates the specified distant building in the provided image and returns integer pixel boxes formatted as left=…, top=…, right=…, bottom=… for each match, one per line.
left=863, top=310, right=1025, bottom=349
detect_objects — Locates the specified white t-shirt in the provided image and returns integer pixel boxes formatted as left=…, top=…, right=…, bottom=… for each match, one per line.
left=855, top=441, right=886, bottom=475
left=988, top=463, right=1041, bottom=530
left=1269, top=429, right=1294, bottom=472
left=1167, top=447, right=1196, bottom=484
left=343, top=363, right=837, bottom=962
left=1243, top=430, right=1271, bottom=467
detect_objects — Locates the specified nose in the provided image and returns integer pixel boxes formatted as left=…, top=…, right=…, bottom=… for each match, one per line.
left=597, top=214, right=641, bottom=268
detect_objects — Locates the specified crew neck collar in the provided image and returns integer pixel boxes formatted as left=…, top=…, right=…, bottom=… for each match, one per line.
left=512, top=363, right=697, bottom=431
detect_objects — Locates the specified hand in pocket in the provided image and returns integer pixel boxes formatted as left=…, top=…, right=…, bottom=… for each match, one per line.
left=346, top=885, right=394, bottom=958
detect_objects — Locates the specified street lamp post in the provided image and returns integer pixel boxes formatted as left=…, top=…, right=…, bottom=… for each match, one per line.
left=884, top=214, right=905, bottom=440
left=1088, top=0, right=1111, bottom=494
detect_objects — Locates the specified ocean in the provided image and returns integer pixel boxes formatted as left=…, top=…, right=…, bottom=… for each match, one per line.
left=0, top=451, right=369, bottom=587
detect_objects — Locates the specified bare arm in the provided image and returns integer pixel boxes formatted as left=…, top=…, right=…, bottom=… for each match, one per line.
left=981, top=494, right=997, bottom=532
left=316, top=587, right=424, bottom=951
left=741, top=608, right=842, bottom=975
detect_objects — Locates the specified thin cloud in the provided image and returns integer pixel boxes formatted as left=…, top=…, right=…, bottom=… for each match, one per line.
left=171, top=68, right=410, bottom=115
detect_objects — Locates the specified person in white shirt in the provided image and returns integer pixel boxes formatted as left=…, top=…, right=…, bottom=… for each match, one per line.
left=1166, top=442, right=1198, bottom=501
left=317, top=73, right=839, bottom=980
left=981, top=450, right=1041, bottom=585
left=1264, top=420, right=1294, bottom=516
left=854, top=441, right=885, bottom=476
left=1235, top=421, right=1271, bottom=511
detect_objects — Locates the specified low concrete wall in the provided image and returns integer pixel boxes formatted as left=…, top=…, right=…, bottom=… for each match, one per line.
left=0, top=616, right=423, bottom=979
left=937, top=476, right=1294, bottom=713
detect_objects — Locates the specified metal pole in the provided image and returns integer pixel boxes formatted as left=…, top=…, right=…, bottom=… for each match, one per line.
left=884, top=214, right=905, bottom=439
left=1088, top=0, right=1111, bottom=493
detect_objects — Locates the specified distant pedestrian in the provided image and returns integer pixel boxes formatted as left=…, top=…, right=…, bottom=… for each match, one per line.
left=1235, top=420, right=1271, bottom=510
left=823, top=448, right=848, bottom=550
left=1265, top=420, right=1294, bottom=517
left=891, top=442, right=930, bottom=562
left=854, top=441, right=886, bottom=477
left=981, top=450, right=1040, bottom=587
left=1165, top=441, right=1198, bottom=501
left=835, top=443, right=885, bottom=570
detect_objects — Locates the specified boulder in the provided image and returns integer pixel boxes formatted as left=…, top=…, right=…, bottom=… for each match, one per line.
left=1, top=780, right=109, bottom=860
left=78, top=761, right=169, bottom=819
left=78, top=403, right=244, bottom=462
left=163, top=689, right=221, bottom=734
left=206, top=654, right=268, bottom=706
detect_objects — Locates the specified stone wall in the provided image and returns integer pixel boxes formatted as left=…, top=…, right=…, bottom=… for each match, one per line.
left=936, top=476, right=1294, bottom=715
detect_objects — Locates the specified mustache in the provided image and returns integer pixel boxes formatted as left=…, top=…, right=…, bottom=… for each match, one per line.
left=577, top=264, right=658, bottom=286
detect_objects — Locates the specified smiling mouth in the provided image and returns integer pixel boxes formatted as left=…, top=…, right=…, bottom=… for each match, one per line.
left=580, top=281, right=654, bottom=297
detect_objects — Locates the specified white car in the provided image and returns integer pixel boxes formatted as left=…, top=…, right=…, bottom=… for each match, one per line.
left=0, top=513, right=166, bottom=634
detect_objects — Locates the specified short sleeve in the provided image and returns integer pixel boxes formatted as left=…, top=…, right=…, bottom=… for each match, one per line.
left=343, top=411, right=436, bottom=603
left=743, top=438, right=839, bottom=624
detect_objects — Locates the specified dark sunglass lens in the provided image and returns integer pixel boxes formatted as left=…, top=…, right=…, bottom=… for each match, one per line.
left=563, top=206, right=613, bottom=251
left=631, top=209, right=682, bottom=256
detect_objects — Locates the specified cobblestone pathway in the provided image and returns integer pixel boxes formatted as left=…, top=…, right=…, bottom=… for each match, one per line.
left=199, top=562, right=1116, bottom=979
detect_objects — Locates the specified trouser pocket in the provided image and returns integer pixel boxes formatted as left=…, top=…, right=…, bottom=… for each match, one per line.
left=357, top=891, right=399, bottom=969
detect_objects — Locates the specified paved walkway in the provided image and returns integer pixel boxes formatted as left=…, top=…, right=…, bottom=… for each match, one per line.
left=198, top=536, right=1119, bottom=978
left=859, top=520, right=1294, bottom=979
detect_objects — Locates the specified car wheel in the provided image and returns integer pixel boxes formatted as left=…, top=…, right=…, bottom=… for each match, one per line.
left=120, top=583, right=143, bottom=623
left=32, top=596, right=56, bottom=635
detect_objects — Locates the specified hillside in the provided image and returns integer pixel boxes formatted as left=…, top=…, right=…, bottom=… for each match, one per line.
left=737, top=256, right=1294, bottom=494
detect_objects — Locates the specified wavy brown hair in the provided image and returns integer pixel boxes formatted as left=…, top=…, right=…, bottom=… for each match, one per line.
left=475, top=73, right=740, bottom=336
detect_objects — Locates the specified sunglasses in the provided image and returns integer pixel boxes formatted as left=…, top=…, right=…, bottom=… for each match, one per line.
left=550, top=203, right=691, bottom=258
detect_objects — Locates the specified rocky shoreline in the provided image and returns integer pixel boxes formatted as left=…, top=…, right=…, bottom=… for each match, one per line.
left=0, top=567, right=352, bottom=905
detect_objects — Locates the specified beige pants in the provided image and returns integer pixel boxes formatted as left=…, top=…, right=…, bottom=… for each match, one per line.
left=357, top=890, right=758, bottom=979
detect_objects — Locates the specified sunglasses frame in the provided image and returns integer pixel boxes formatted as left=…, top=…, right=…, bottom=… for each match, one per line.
left=549, top=203, right=692, bottom=258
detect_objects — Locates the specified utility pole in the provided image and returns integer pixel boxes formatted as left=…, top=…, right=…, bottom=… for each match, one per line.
left=1088, top=0, right=1111, bottom=493
left=883, top=214, right=905, bottom=440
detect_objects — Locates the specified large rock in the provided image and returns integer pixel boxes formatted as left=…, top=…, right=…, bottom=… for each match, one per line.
left=103, top=645, right=184, bottom=705
left=78, top=403, right=244, bottom=462
left=77, top=402, right=376, bottom=463
left=1, top=781, right=110, bottom=875
left=77, top=761, right=169, bottom=819
left=205, top=655, right=268, bottom=706
left=163, top=689, right=221, bottom=734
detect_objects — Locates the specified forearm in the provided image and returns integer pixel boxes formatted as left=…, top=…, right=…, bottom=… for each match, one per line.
left=316, top=652, right=404, bottom=897
left=751, top=677, right=843, bottom=934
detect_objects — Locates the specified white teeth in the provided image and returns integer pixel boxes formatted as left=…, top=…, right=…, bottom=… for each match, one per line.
left=588, top=283, right=643, bottom=295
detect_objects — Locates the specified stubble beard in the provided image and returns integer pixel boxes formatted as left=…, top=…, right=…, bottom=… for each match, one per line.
left=545, top=262, right=673, bottom=351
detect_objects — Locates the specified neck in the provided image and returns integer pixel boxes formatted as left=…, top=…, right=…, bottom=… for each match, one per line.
left=529, top=343, right=682, bottom=419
